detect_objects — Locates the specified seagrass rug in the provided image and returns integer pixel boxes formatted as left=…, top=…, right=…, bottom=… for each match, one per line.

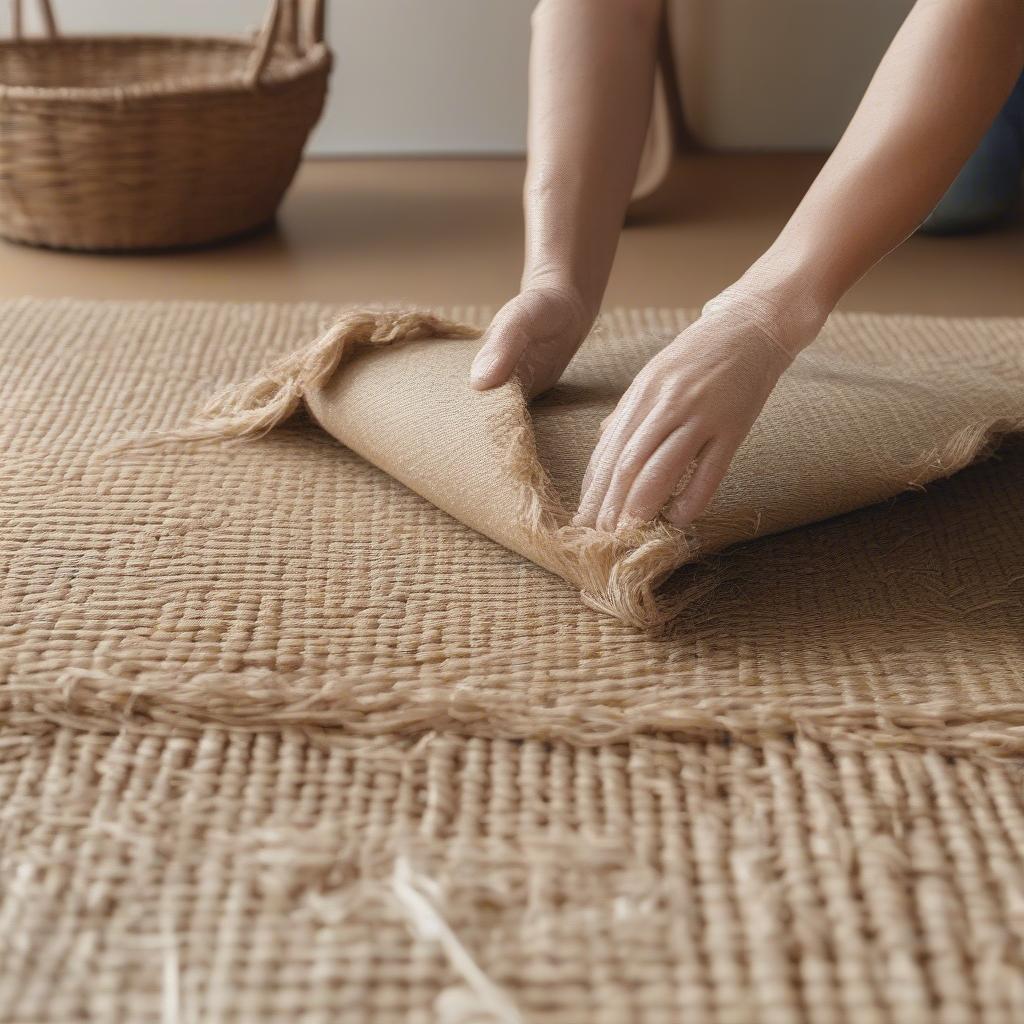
left=1, top=298, right=1024, bottom=1022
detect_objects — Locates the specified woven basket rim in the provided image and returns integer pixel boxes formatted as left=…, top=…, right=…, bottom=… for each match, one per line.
left=0, top=34, right=331, bottom=102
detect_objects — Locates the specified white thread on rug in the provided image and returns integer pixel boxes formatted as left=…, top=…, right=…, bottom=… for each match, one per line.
left=162, top=928, right=180, bottom=1024
left=391, top=857, right=523, bottom=1024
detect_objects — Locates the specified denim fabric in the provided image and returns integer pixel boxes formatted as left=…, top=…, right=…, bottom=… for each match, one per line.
left=921, top=69, right=1024, bottom=234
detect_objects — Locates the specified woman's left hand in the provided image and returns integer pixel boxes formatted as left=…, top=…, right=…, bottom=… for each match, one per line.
left=574, top=289, right=824, bottom=532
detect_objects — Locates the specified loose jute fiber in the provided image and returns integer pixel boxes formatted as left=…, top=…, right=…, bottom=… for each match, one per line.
left=2, top=299, right=1024, bottom=1021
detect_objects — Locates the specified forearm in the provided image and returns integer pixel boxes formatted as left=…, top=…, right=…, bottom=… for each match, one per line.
left=522, top=0, right=663, bottom=313
left=735, top=0, right=1024, bottom=345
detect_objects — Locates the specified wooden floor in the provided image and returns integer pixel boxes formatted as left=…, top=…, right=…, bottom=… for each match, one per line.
left=2, top=154, right=1022, bottom=316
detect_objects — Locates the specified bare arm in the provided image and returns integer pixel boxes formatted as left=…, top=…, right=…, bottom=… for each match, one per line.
left=740, top=0, right=1024, bottom=322
left=578, top=0, right=1024, bottom=533
left=471, top=0, right=663, bottom=396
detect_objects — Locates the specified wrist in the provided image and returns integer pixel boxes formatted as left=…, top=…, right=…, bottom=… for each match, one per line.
left=709, top=258, right=834, bottom=359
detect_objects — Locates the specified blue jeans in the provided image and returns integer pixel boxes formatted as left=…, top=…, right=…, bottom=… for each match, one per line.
left=920, top=69, right=1024, bottom=234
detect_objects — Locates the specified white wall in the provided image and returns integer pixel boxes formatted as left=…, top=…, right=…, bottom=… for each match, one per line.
left=1, top=0, right=534, bottom=155
left=2, top=1, right=913, bottom=155
left=672, top=0, right=915, bottom=150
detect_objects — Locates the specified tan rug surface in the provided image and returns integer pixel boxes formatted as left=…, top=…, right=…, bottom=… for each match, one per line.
left=167, top=305, right=1024, bottom=629
left=2, top=299, right=1023, bottom=753
left=2, top=299, right=1024, bottom=1022
left=3, top=726, right=1024, bottom=1023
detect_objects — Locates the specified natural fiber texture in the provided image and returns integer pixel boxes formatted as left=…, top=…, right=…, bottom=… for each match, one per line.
left=3, top=725, right=1024, bottom=1022
left=0, top=0, right=329, bottom=251
left=3, top=299, right=1024, bottom=1021
left=164, top=303, right=1024, bottom=629
left=2, top=298, right=1024, bottom=756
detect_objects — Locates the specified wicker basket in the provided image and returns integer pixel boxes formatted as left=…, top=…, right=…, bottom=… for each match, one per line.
left=0, top=0, right=331, bottom=251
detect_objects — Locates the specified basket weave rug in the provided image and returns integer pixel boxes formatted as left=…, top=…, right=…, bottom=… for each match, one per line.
left=1, top=299, right=1023, bottom=1021
left=159, top=304, right=1024, bottom=630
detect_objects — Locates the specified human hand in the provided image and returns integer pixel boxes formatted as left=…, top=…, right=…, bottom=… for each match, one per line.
left=574, top=288, right=825, bottom=532
left=470, top=285, right=594, bottom=398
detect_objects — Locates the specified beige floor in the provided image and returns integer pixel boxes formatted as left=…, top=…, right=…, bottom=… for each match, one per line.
left=1, top=154, right=1022, bottom=316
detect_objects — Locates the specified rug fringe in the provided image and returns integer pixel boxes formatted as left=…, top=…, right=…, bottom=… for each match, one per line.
left=111, top=309, right=479, bottom=450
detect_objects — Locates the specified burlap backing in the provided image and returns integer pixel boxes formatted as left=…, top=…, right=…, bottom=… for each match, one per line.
left=2, top=299, right=1022, bottom=753
left=2, top=300, right=1024, bottom=1021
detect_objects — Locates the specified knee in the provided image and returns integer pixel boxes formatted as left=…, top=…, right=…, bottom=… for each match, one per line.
left=531, top=0, right=662, bottom=35
left=615, top=0, right=664, bottom=31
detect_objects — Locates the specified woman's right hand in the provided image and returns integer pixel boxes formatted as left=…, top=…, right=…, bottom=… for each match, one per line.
left=470, top=285, right=594, bottom=397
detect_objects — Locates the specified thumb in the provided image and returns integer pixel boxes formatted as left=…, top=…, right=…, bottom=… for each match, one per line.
left=470, top=305, right=532, bottom=391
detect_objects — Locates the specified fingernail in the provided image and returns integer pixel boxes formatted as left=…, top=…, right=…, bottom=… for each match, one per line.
left=470, top=360, right=494, bottom=388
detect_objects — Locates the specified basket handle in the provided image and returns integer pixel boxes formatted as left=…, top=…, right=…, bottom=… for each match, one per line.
left=247, top=0, right=326, bottom=87
left=9, top=0, right=58, bottom=39
left=6, top=1, right=325, bottom=85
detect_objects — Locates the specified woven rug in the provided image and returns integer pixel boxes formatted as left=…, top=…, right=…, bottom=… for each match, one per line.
left=2, top=299, right=1023, bottom=753
left=156, top=306, right=1024, bottom=629
left=2, top=299, right=1024, bottom=1021
left=3, top=727, right=1024, bottom=1023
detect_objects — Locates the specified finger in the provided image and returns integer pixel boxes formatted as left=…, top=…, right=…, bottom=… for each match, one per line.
left=579, top=392, right=640, bottom=498
left=594, top=414, right=694, bottom=531
left=602, top=422, right=706, bottom=531
left=664, top=435, right=738, bottom=529
left=575, top=389, right=654, bottom=526
left=470, top=308, right=532, bottom=391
